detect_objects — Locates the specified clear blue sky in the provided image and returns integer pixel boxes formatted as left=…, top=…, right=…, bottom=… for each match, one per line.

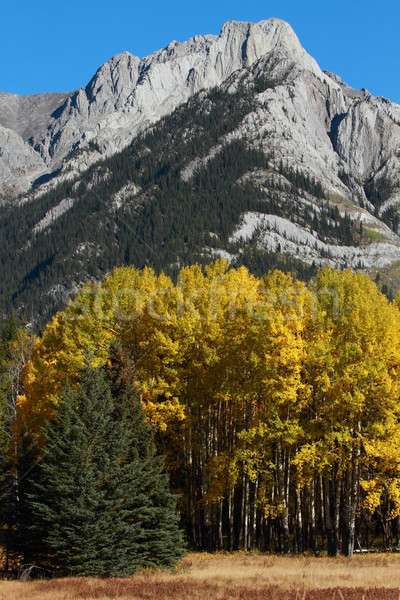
left=1, top=0, right=399, bottom=103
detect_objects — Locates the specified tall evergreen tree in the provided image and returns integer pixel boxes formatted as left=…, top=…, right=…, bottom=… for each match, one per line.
left=28, top=356, right=185, bottom=576
left=105, top=344, right=186, bottom=569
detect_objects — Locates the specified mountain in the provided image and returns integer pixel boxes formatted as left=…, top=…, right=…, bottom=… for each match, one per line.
left=1, top=18, right=400, bottom=321
left=0, top=20, right=321, bottom=200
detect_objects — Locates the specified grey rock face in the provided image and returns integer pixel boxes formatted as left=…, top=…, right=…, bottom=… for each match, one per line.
left=0, top=124, right=46, bottom=199
left=0, top=18, right=348, bottom=198
left=32, top=19, right=308, bottom=169
left=0, top=17, right=400, bottom=256
left=0, top=91, right=71, bottom=142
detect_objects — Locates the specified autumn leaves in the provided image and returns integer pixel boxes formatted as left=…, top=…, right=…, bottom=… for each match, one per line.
left=16, top=261, right=400, bottom=554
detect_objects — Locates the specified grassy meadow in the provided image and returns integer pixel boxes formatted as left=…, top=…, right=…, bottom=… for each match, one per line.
left=1, top=552, right=400, bottom=599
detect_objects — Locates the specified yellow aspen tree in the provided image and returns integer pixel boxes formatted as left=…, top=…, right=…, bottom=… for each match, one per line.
left=303, top=267, right=400, bottom=555
left=232, top=270, right=310, bottom=553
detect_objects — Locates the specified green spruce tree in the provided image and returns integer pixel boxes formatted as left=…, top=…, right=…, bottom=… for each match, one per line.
left=29, top=354, right=185, bottom=576
left=105, top=344, right=185, bottom=569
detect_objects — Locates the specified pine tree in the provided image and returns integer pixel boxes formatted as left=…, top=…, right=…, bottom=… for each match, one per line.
left=105, top=344, right=186, bottom=569
left=28, top=356, right=185, bottom=576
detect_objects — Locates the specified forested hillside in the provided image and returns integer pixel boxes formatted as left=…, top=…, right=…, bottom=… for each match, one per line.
left=2, top=17, right=400, bottom=329
left=0, top=71, right=389, bottom=324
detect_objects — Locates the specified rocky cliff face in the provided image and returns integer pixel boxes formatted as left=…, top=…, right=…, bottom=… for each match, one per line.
left=2, top=20, right=291, bottom=196
left=4, top=18, right=399, bottom=201
left=1, top=18, right=400, bottom=320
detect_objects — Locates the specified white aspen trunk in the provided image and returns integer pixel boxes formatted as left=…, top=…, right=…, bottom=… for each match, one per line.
left=348, top=436, right=361, bottom=557
left=252, top=475, right=259, bottom=550
left=333, top=472, right=340, bottom=557
left=228, top=488, right=234, bottom=551
left=276, top=440, right=290, bottom=554
left=323, top=476, right=333, bottom=555
left=218, top=499, right=223, bottom=549
left=243, top=475, right=250, bottom=552
left=238, top=472, right=246, bottom=549
left=296, top=487, right=303, bottom=553
left=319, top=476, right=325, bottom=548
left=309, top=477, right=317, bottom=553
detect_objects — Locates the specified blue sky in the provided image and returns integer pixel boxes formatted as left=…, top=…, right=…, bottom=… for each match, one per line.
left=1, top=0, right=399, bottom=103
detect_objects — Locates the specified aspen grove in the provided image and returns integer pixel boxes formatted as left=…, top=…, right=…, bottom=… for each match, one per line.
left=9, top=261, right=400, bottom=558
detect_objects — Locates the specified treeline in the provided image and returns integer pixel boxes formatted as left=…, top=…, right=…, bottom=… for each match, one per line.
left=3, top=261, right=400, bottom=561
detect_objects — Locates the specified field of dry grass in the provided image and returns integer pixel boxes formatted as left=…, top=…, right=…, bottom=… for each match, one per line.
left=0, top=552, right=400, bottom=599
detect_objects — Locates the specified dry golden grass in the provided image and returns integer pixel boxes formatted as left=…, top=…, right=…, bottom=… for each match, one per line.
left=179, top=552, right=400, bottom=589
left=0, top=553, right=399, bottom=600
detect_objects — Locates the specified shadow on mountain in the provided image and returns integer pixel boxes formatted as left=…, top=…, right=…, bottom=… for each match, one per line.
left=32, top=168, right=62, bottom=189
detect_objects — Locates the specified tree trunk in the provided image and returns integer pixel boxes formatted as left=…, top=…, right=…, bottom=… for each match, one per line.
left=332, top=472, right=341, bottom=556
left=252, top=476, right=258, bottom=550
left=276, top=441, right=290, bottom=554
left=296, top=487, right=303, bottom=553
left=309, top=478, right=317, bottom=553
left=274, top=518, right=282, bottom=553
left=228, top=489, right=234, bottom=551
left=320, top=476, right=326, bottom=550
left=238, top=472, right=246, bottom=550
left=323, top=476, right=334, bottom=556
left=243, top=475, right=250, bottom=552
left=218, top=499, right=223, bottom=549
left=344, top=436, right=360, bottom=558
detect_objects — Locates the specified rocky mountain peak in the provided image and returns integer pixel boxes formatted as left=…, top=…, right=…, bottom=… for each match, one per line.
left=1, top=19, right=400, bottom=318
left=0, top=18, right=333, bottom=199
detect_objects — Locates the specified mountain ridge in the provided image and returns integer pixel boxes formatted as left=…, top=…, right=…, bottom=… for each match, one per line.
left=1, top=19, right=400, bottom=321
left=0, top=18, right=340, bottom=200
